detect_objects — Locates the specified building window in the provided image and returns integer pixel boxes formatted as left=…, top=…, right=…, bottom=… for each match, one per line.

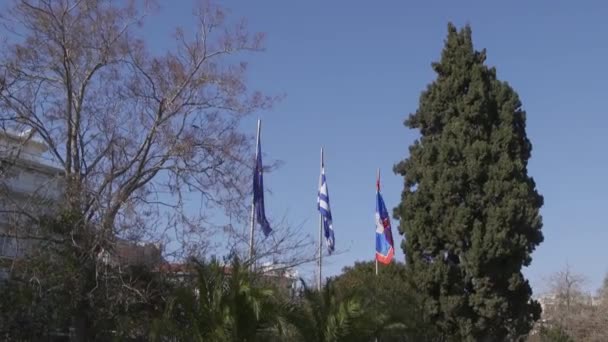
left=0, top=235, right=17, bottom=258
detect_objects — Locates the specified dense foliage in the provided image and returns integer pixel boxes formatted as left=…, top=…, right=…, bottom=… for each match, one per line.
left=150, top=257, right=282, bottom=341
left=394, top=24, right=544, bottom=341
left=0, top=211, right=171, bottom=341
left=1, top=249, right=437, bottom=341
left=331, top=261, right=438, bottom=341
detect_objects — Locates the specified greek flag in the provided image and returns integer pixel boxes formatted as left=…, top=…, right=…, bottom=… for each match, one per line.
left=317, top=161, right=335, bottom=253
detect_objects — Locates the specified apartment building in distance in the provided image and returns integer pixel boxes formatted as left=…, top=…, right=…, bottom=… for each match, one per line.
left=0, top=129, right=64, bottom=278
left=0, top=129, right=163, bottom=278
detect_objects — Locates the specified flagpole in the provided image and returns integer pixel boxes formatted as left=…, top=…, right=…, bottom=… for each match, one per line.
left=249, top=119, right=261, bottom=269
left=375, top=168, right=380, bottom=342
left=318, top=147, right=324, bottom=291
left=376, top=168, right=380, bottom=277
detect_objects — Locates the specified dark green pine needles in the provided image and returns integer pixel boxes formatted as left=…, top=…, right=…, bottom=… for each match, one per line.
left=394, top=24, right=544, bottom=341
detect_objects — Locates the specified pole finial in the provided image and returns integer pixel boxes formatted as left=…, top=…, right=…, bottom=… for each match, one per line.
left=321, top=147, right=324, bottom=168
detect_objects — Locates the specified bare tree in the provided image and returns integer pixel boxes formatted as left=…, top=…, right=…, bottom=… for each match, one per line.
left=587, top=273, right=608, bottom=342
left=547, top=265, right=587, bottom=316
left=538, top=265, right=608, bottom=342
left=227, top=213, right=316, bottom=272
left=598, top=273, right=608, bottom=303
left=0, top=0, right=277, bottom=249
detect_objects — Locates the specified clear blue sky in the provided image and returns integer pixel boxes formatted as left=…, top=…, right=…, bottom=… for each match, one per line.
left=151, top=0, right=608, bottom=294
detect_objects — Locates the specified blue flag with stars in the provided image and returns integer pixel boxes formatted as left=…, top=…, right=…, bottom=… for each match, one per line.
left=253, top=130, right=272, bottom=237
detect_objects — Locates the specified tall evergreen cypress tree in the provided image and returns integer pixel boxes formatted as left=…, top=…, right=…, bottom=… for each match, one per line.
left=394, top=24, right=544, bottom=341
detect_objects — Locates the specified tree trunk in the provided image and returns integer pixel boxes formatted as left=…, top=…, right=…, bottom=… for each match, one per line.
left=72, top=303, right=92, bottom=342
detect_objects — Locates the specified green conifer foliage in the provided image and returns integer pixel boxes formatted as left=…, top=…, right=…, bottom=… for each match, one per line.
left=394, top=24, right=544, bottom=341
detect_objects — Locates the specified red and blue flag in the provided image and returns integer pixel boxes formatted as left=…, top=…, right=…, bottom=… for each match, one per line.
left=375, top=178, right=394, bottom=264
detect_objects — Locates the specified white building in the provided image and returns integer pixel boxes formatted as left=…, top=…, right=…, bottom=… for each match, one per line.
left=0, top=129, right=63, bottom=276
left=259, top=261, right=300, bottom=296
left=0, top=129, right=164, bottom=275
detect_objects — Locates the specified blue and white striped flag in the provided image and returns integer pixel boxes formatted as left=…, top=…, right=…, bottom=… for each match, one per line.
left=317, top=161, right=335, bottom=253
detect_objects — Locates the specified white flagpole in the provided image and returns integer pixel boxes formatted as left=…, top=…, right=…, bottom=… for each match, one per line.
left=249, top=119, right=261, bottom=269
left=376, top=168, right=380, bottom=277
left=318, top=147, right=324, bottom=291
left=375, top=167, right=380, bottom=342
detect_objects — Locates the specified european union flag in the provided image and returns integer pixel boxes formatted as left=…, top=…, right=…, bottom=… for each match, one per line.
left=253, top=129, right=272, bottom=237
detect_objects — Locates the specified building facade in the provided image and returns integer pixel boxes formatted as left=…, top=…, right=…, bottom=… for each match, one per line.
left=0, top=130, right=63, bottom=277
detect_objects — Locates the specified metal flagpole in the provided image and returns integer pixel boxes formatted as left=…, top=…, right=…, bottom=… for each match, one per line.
left=318, top=147, right=324, bottom=291
left=249, top=119, right=261, bottom=270
left=376, top=168, right=380, bottom=277
left=375, top=167, right=380, bottom=342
